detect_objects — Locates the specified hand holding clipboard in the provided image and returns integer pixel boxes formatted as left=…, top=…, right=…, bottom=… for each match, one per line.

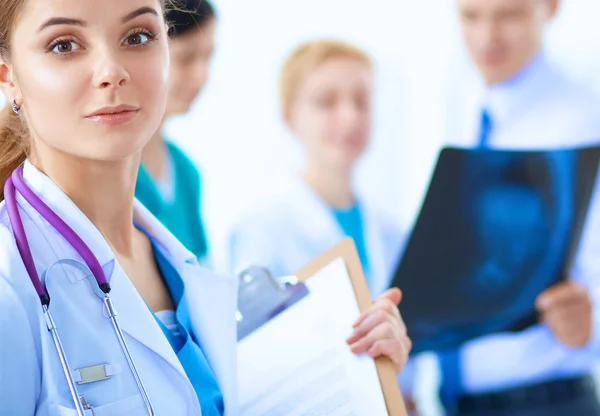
left=236, top=239, right=409, bottom=416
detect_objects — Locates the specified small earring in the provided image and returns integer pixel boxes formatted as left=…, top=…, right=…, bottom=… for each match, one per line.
left=11, top=99, right=20, bottom=115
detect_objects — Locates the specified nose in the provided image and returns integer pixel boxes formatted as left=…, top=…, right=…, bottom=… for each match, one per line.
left=339, top=100, right=362, bottom=125
left=478, top=18, right=500, bottom=49
left=190, top=62, right=209, bottom=91
left=92, top=49, right=130, bottom=89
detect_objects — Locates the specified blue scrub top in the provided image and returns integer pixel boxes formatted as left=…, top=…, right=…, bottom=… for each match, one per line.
left=136, top=141, right=209, bottom=261
left=145, top=233, right=224, bottom=415
left=332, top=204, right=370, bottom=278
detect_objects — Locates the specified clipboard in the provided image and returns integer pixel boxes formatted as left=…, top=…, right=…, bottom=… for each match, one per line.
left=236, top=266, right=309, bottom=341
left=236, top=238, right=407, bottom=416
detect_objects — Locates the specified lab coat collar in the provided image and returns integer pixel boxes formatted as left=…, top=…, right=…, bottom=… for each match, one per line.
left=21, top=160, right=117, bottom=270
left=21, top=160, right=197, bottom=272
left=287, top=175, right=346, bottom=247
left=287, top=176, right=388, bottom=296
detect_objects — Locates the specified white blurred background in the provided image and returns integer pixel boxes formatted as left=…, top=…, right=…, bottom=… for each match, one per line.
left=157, top=0, right=600, bottom=271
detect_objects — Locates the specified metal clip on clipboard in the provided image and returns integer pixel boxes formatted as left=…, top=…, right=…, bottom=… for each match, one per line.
left=236, top=265, right=309, bottom=341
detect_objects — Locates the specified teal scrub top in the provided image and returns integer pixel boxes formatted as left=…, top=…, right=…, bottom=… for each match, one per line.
left=332, top=204, right=370, bottom=278
left=136, top=141, right=208, bottom=260
left=147, top=234, right=224, bottom=415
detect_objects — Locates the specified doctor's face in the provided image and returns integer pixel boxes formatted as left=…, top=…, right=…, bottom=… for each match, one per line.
left=1, top=0, right=169, bottom=162
left=458, top=0, right=557, bottom=85
left=165, top=19, right=216, bottom=117
left=288, top=57, right=373, bottom=172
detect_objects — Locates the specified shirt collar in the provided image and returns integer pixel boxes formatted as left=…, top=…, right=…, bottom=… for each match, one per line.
left=479, top=51, right=553, bottom=130
left=21, top=160, right=196, bottom=272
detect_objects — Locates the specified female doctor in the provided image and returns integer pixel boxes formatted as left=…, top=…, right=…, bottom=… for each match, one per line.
left=228, top=39, right=416, bottom=408
left=229, top=39, right=406, bottom=305
left=0, top=1, right=411, bottom=415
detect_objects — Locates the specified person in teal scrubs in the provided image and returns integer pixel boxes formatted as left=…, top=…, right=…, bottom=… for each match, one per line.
left=136, top=0, right=216, bottom=262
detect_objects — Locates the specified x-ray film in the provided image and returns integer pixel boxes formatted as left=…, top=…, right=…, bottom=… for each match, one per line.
left=392, top=145, right=600, bottom=354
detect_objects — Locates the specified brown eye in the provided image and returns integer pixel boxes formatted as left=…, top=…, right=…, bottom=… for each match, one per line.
left=57, top=43, right=71, bottom=52
left=50, top=40, right=79, bottom=54
left=124, top=32, right=153, bottom=46
left=316, top=93, right=337, bottom=109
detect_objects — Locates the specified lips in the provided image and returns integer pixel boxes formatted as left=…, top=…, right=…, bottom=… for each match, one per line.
left=479, top=49, right=507, bottom=66
left=85, top=105, right=140, bottom=125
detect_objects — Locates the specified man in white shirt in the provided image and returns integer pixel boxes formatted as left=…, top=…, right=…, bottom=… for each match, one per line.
left=437, top=0, right=600, bottom=415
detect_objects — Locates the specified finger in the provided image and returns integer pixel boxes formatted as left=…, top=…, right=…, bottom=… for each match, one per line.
left=368, top=338, right=410, bottom=376
left=551, top=324, right=591, bottom=348
left=542, top=305, right=592, bottom=348
left=367, top=334, right=412, bottom=359
left=540, top=302, right=591, bottom=326
left=536, top=281, right=588, bottom=311
left=347, top=309, right=396, bottom=345
left=546, top=310, right=591, bottom=335
left=354, top=301, right=405, bottom=340
left=353, top=291, right=401, bottom=329
left=537, top=290, right=589, bottom=312
left=553, top=322, right=591, bottom=342
left=380, top=288, right=403, bottom=306
left=367, top=338, right=404, bottom=360
left=349, top=323, right=397, bottom=355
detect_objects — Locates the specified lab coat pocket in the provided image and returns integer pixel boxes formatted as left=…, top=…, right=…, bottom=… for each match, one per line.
left=48, top=394, right=146, bottom=416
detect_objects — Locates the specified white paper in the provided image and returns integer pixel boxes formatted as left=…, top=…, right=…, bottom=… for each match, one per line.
left=237, top=258, right=389, bottom=416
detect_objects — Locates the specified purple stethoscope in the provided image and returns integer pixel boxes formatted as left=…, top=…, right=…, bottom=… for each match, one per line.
left=4, top=166, right=154, bottom=416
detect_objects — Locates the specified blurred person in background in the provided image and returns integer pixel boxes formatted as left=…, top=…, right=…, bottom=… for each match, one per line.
left=136, top=0, right=215, bottom=263
left=437, top=0, right=600, bottom=415
left=227, top=39, right=416, bottom=409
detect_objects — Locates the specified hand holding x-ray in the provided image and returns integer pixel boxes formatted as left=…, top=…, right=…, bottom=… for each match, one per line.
left=536, top=280, right=593, bottom=348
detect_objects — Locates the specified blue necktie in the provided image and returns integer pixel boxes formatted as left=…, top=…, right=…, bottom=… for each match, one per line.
left=477, top=108, right=493, bottom=148
left=438, top=348, right=462, bottom=410
left=439, top=108, right=494, bottom=410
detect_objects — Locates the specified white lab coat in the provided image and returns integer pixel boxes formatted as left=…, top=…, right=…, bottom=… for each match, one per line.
left=228, top=176, right=405, bottom=298
left=227, top=176, right=417, bottom=394
left=0, top=162, right=238, bottom=416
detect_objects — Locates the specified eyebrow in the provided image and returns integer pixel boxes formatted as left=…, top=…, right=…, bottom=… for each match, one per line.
left=37, top=18, right=85, bottom=33
left=37, top=7, right=159, bottom=33
left=121, top=6, right=159, bottom=23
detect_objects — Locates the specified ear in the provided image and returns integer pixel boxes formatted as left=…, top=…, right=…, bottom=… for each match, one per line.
left=282, top=106, right=295, bottom=132
left=0, top=60, right=19, bottom=105
left=545, top=0, right=560, bottom=20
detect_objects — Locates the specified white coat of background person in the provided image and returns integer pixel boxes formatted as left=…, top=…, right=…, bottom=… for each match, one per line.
left=227, top=40, right=416, bottom=409
left=436, top=0, right=600, bottom=415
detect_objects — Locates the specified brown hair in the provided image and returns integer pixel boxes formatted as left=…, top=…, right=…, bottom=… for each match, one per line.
left=278, top=39, right=373, bottom=117
left=0, top=0, right=27, bottom=201
left=0, top=0, right=176, bottom=201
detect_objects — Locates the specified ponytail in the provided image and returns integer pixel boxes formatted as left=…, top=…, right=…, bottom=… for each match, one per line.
left=0, top=103, right=28, bottom=201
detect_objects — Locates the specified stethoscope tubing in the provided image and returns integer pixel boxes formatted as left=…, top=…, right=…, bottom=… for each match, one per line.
left=4, top=165, right=154, bottom=415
